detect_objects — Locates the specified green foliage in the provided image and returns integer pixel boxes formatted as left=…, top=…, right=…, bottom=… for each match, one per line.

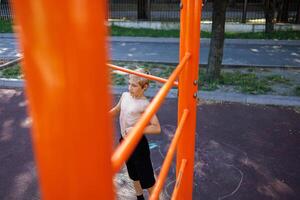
left=198, top=70, right=219, bottom=91
left=294, top=86, right=300, bottom=96
left=157, top=67, right=174, bottom=78
left=225, top=30, right=300, bottom=40
left=200, top=82, right=219, bottom=91
left=111, top=73, right=126, bottom=85
left=0, top=62, right=295, bottom=96
left=264, top=75, right=290, bottom=84
left=111, top=25, right=180, bottom=37
left=220, top=72, right=272, bottom=94
left=1, top=20, right=299, bottom=40
left=0, top=65, right=21, bottom=78
left=197, top=70, right=273, bottom=94
left=0, top=19, right=13, bottom=33
left=110, top=25, right=300, bottom=40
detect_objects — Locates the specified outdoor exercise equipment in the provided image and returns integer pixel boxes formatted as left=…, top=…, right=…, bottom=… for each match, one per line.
left=11, top=0, right=202, bottom=199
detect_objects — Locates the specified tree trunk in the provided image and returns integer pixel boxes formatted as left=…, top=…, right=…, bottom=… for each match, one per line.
left=277, top=0, right=289, bottom=23
left=296, top=0, right=300, bottom=24
left=137, top=0, right=148, bottom=20
left=207, top=0, right=229, bottom=82
left=264, top=0, right=275, bottom=33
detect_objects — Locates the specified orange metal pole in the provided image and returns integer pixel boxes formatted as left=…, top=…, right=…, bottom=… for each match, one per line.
left=177, top=0, right=202, bottom=199
left=171, top=159, right=187, bottom=200
left=112, top=53, right=190, bottom=173
left=149, top=109, right=189, bottom=200
left=11, top=0, right=114, bottom=199
left=108, top=63, right=178, bottom=86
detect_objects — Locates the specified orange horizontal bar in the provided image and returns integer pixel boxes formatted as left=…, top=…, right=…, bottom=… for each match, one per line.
left=111, top=52, right=191, bottom=173
left=171, top=159, right=188, bottom=200
left=149, top=109, right=189, bottom=200
left=107, top=63, right=178, bottom=87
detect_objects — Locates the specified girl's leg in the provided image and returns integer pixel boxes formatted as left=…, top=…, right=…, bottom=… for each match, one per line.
left=147, top=186, right=154, bottom=194
left=133, top=180, right=143, bottom=196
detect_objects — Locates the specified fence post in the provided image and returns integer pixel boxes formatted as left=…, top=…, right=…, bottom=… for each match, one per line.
left=177, top=0, right=202, bottom=199
left=138, top=0, right=149, bottom=20
left=242, top=0, right=248, bottom=23
left=296, top=0, right=300, bottom=24
left=147, top=0, right=151, bottom=20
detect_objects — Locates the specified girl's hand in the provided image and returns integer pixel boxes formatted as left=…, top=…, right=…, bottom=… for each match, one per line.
left=124, top=127, right=133, bottom=136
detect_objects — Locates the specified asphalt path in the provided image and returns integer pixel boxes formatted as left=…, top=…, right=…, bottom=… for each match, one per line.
left=0, top=89, right=299, bottom=199
left=1, top=35, right=300, bottom=68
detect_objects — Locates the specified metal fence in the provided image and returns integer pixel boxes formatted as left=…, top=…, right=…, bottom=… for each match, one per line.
left=1, top=0, right=300, bottom=23
left=0, top=1, right=11, bottom=20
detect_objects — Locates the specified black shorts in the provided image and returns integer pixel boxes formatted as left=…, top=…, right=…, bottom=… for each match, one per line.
left=119, top=135, right=156, bottom=189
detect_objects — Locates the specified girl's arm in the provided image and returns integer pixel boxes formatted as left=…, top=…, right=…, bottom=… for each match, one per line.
left=143, top=115, right=161, bottom=134
left=125, top=114, right=161, bottom=135
left=109, top=94, right=123, bottom=117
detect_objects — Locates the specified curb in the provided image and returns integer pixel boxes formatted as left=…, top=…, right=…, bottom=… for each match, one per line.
left=0, top=58, right=22, bottom=69
left=110, top=37, right=300, bottom=46
left=0, top=33, right=18, bottom=39
left=2, top=34, right=300, bottom=46
left=3, top=57, right=300, bottom=70
left=199, top=91, right=300, bottom=107
left=111, top=59, right=300, bottom=69
left=109, top=21, right=300, bottom=32
left=1, top=79, right=299, bottom=107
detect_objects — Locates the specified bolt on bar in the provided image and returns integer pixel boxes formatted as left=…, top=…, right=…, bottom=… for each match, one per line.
left=111, top=52, right=191, bottom=173
left=171, top=159, right=187, bottom=200
left=107, top=63, right=178, bottom=86
left=176, top=0, right=202, bottom=198
left=149, top=109, right=189, bottom=200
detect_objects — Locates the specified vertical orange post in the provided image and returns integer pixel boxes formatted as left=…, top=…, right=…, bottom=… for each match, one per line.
left=177, top=0, right=202, bottom=199
left=11, top=0, right=114, bottom=199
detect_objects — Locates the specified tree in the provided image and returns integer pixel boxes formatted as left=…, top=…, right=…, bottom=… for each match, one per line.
left=207, top=0, right=229, bottom=82
left=137, top=0, right=149, bottom=20
left=264, top=0, right=276, bottom=33
left=276, top=0, right=289, bottom=23
left=296, top=0, right=300, bottom=23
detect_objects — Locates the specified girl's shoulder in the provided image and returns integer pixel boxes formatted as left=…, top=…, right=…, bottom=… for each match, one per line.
left=121, top=92, right=129, bottom=99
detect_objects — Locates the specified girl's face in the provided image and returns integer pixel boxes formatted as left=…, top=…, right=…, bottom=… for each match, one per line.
left=128, top=79, right=146, bottom=98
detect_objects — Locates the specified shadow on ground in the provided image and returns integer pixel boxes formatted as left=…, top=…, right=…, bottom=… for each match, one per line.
left=0, top=89, right=299, bottom=200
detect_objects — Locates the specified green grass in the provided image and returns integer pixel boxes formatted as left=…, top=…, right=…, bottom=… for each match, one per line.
left=0, top=19, right=13, bottom=33
left=220, top=72, right=272, bottom=94
left=265, top=74, right=290, bottom=84
left=111, top=25, right=300, bottom=40
left=198, top=70, right=220, bottom=91
left=111, top=25, right=181, bottom=37
left=157, top=67, right=174, bottom=78
left=0, top=64, right=21, bottom=78
left=111, top=73, right=126, bottom=85
left=295, top=86, right=300, bottom=96
left=225, top=30, right=300, bottom=40
left=0, top=62, right=296, bottom=96
left=2, top=19, right=300, bottom=40
left=197, top=71, right=273, bottom=94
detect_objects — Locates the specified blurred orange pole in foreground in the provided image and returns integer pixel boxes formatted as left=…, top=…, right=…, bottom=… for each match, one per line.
left=11, top=0, right=114, bottom=199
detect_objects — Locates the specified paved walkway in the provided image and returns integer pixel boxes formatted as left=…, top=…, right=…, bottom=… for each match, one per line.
left=0, top=89, right=299, bottom=200
left=1, top=33, right=300, bottom=107
left=1, top=80, right=300, bottom=107
left=1, top=33, right=300, bottom=68
left=110, top=37, right=300, bottom=68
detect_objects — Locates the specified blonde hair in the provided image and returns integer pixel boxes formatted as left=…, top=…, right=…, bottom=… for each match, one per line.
left=129, top=68, right=150, bottom=88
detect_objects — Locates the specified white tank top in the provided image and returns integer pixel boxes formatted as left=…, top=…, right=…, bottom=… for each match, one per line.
left=119, top=92, right=149, bottom=137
